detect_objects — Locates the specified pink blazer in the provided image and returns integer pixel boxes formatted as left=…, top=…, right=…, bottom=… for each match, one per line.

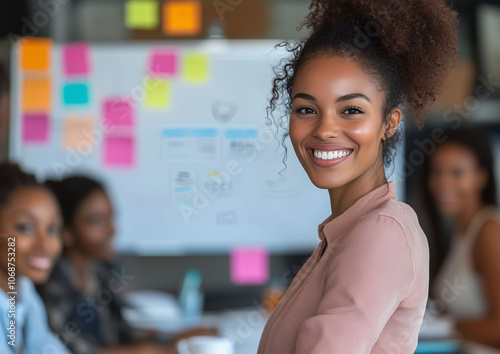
left=258, top=182, right=429, bottom=353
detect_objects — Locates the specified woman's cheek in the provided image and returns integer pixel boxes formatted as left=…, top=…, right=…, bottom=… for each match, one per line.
left=343, top=120, right=381, bottom=152
left=50, top=237, right=63, bottom=259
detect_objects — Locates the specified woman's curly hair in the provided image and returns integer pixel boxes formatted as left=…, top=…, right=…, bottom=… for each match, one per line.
left=268, top=0, right=459, bottom=168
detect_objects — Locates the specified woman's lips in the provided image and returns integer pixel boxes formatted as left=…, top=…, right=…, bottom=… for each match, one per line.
left=306, top=146, right=354, bottom=168
left=26, top=256, right=53, bottom=270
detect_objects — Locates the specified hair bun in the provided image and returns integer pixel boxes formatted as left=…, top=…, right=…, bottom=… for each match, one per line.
left=301, top=0, right=459, bottom=123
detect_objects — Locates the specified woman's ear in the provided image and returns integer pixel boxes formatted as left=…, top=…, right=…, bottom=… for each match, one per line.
left=62, top=227, right=74, bottom=248
left=383, top=107, right=402, bottom=141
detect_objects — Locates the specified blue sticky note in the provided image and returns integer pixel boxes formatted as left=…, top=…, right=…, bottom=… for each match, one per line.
left=63, top=83, right=89, bottom=104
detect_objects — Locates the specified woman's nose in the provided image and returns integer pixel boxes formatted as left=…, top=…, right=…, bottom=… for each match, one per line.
left=313, top=113, right=340, bottom=140
left=33, top=231, right=53, bottom=252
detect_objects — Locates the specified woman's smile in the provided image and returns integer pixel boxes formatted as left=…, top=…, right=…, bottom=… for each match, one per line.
left=307, top=145, right=354, bottom=168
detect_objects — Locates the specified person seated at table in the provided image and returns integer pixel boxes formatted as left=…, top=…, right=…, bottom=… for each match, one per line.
left=38, top=175, right=179, bottom=354
left=424, top=127, right=500, bottom=348
left=0, top=161, right=70, bottom=353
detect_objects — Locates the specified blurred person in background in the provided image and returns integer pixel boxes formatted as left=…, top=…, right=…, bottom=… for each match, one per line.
left=0, top=161, right=70, bottom=353
left=38, top=176, right=176, bottom=354
left=424, top=127, right=500, bottom=349
left=39, top=175, right=214, bottom=354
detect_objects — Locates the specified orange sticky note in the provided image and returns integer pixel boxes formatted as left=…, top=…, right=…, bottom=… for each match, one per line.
left=20, top=38, right=52, bottom=71
left=162, top=1, right=201, bottom=36
left=22, top=78, right=51, bottom=111
left=63, top=116, right=95, bottom=149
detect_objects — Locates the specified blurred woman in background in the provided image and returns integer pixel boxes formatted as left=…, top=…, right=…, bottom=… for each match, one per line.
left=0, top=161, right=70, bottom=353
left=38, top=176, right=176, bottom=354
left=425, top=127, right=500, bottom=349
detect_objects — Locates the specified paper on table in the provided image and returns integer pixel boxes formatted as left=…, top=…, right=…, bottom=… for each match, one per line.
left=182, top=53, right=209, bottom=83
left=20, top=38, right=52, bottom=71
left=125, top=0, right=159, bottom=29
left=103, top=135, right=135, bottom=167
left=149, top=50, right=178, bottom=76
left=63, top=43, right=90, bottom=76
left=102, top=98, right=134, bottom=127
left=22, top=78, right=51, bottom=111
left=230, top=247, right=269, bottom=285
left=145, top=78, right=171, bottom=108
left=162, top=0, right=202, bottom=36
left=63, top=83, right=89, bottom=105
left=63, top=116, right=95, bottom=149
left=22, top=113, right=49, bottom=143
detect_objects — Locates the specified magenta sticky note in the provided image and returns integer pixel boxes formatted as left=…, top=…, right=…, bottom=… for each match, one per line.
left=102, top=98, right=134, bottom=127
left=230, top=247, right=269, bottom=285
left=149, top=50, right=178, bottom=76
left=22, top=113, right=49, bottom=143
left=103, top=135, right=135, bottom=167
left=63, top=43, right=90, bottom=76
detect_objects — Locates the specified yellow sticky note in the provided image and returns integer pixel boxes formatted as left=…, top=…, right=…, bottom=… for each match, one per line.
left=22, top=78, right=51, bottom=111
left=63, top=116, right=95, bottom=149
left=20, top=38, right=52, bottom=71
left=125, top=0, right=159, bottom=29
left=145, top=78, right=170, bottom=108
left=182, top=54, right=209, bottom=83
left=163, top=1, right=201, bottom=36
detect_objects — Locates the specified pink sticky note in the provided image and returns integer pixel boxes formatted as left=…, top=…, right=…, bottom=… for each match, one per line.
left=63, top=43, right=90, bottom=75
left=230, top=247, right=269, bottom=285
left=22, top=113, right=49, bottom=143
left=149, top=50, right=178, bottom=76
left=103, top=135, right=135, bottom=167
left=102, top=98, right=134, bottom=127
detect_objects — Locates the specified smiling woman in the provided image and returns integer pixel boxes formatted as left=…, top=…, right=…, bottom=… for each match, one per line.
left=0, top=161, right=70, bottom=353
left=258, top=0, right=459, bottom=353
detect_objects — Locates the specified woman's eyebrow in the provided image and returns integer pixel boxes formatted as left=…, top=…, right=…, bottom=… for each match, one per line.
left=335, top=93, right=371, bottom=103
left=13, top=210, right=36, bottom=220
left=292, top=93, right=316, bottom=102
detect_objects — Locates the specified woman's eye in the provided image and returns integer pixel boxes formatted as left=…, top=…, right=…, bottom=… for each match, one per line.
left=296, top=107, right=316, bottom=115
left=89, top=216, right=105, bottom=227
left=48, top=224, right=61, bottom=237
left=342, top=107, right=364, bottom=115
left=15, top=223, right=35, bottom=234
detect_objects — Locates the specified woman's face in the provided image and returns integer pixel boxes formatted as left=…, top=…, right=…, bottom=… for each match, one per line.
left=0, top=187, right=63, bottom=284
left=428, top=143, right=487, bottom=216
left=289, top=55, right=391, bottom=190
left=67, top=189, right=115, bottom=262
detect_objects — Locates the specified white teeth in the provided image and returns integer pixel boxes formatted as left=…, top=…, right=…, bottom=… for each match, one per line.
left=26, top=256, right=52, bottom=270
left=313, top=149, right=351, bottom=160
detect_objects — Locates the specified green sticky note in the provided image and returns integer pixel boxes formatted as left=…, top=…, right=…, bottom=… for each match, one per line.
left=125, top=0, right=159, bottom=29
left=145, top=78, right=170, bottom=108
left=183, top=53, right=209, bottom=83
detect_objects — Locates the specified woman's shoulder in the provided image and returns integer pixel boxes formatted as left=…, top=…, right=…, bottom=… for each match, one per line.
left=377, top=198, right=426, bottom=236
left=358, top=197, right=422, bottom=234
left=474, top=209, right=500, bottom=246
left=346, top=199, right=429, bottom=259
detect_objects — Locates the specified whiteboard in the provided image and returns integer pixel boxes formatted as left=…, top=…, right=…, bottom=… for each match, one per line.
left=10, top=40, right=404, bottom=255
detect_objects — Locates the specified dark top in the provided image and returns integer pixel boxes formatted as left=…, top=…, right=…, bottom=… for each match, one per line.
left=37, top=256, right=137, bottom=354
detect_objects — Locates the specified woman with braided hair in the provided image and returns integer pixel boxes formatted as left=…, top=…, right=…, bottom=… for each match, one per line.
left=258, top=0, right=458, bottom=353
